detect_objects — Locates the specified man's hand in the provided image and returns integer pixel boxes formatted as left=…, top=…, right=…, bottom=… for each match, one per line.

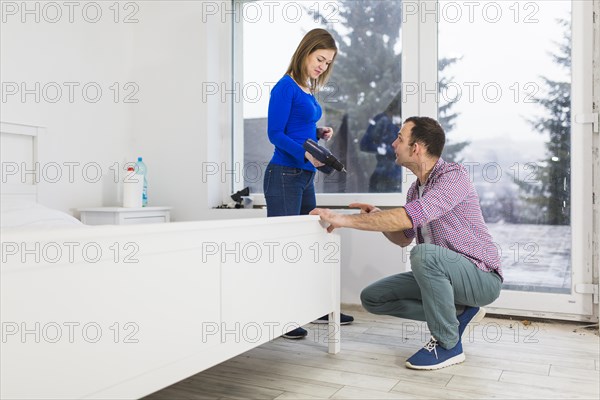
left=348, top=203, right=414, bottom=247
left=312, top=205, right=412, bottom=235
left=309, top=208, right=345, bottom=233
left=349, top=202, right=381, bottom=214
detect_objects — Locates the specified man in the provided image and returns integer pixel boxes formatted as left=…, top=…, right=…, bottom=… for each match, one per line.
left=310, top=116, right=503, bottom=370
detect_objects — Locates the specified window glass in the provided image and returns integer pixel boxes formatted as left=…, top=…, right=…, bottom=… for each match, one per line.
left=438, top=0, right=572, bottom=293
left=241, top=0, right=404, bottom=194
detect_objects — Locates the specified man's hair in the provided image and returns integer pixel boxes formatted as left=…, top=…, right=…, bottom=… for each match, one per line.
left=404, top=116, right=445, bottom=157
left=286, top=28, right=337, bottom=93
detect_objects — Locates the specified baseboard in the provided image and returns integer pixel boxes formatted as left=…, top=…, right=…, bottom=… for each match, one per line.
left=341, top=303, right=367, bottom=313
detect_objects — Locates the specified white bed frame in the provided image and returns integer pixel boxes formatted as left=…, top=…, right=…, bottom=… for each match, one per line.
left=0, top=122, right=341, bottom=399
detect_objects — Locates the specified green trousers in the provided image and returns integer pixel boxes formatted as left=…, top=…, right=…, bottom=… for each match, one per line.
left=360, top=244, right=502, bottom=349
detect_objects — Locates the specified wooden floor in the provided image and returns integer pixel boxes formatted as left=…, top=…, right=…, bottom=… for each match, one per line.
left=145, top=309, right=600, bottom=399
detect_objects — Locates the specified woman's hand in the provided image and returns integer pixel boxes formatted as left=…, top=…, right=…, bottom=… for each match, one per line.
left=305, top=151, right=324, bottom=168
left=317, top=127, right=334, bottom=141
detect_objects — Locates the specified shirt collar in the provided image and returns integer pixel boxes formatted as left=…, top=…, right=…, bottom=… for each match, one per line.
left=423, top=157, right=445, bottom=186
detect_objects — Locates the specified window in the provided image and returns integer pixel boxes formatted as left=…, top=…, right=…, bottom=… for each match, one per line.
left=236, top=0, right=404, bottom=205
left=438, top=0, right=573, bottom=294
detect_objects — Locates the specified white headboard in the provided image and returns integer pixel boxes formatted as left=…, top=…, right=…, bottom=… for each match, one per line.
left=0, top=122, right=44, bottom=204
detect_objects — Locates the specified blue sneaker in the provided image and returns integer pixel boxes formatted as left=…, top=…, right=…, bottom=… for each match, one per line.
left=312, top=313, right=354, bottom=325
left=282, top=327, right=307, bottom=339
left=405, top=337, right=465, bottom=370
left=458, top=306, right=486, bottom=338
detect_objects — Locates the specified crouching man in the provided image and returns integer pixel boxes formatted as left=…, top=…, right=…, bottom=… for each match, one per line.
left=310, top=116, right=503, bottom=370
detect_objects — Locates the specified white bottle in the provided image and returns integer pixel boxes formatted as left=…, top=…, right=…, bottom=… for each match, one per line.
left=136, top=157, right=148, bottom=207
left=122, top=166, right=143, bottom=208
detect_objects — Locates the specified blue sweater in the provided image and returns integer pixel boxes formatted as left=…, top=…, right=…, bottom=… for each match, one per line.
left=267, top=75, right=321, bottom=171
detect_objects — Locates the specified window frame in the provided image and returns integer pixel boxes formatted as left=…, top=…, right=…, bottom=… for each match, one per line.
left=231, top=0, right=417, bottom=207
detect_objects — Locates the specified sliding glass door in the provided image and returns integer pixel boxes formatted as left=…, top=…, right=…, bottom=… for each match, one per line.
left=434, top=0, right=594, bottom=320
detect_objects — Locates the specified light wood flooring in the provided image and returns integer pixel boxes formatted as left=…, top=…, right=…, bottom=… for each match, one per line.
left=145, top=309, right=600, bottom=399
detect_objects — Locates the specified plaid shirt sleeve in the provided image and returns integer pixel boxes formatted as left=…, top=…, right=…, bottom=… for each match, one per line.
left=403, top=164, right=471, bottom=228
left=402, top=182, right=417, bottom=239
left=399, top=159, right=503, bottom=279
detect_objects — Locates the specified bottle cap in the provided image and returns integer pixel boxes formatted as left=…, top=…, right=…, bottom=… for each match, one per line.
left=127, top=166, right=134, bottom=171
left=137, top=157, right=143, bottom=161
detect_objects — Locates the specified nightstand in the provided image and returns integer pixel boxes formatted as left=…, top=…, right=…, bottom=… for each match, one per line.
left=78, top=207, right=171, bottom=225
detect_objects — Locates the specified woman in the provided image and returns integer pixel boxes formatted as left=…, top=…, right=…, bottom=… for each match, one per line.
left=263, top=28, right=353, bottom=339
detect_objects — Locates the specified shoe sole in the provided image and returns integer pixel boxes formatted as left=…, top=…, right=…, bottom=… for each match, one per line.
left=461, top=307, right=486, bottom=339
left=405, top=353, right=466, bottom=370
left=312, top=320, right=353, bottom=325
left=282, top=334, right=307, bottom=339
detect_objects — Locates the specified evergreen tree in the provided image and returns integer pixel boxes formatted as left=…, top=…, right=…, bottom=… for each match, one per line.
left=518, top=18, right=571, bottom=225
left=439, top=58, right=469, bottom=163
left=308, top=0, right=465, bottom=192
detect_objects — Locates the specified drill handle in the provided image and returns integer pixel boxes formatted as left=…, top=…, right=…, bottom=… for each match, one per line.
left=303, top=139, right=343, bottom=174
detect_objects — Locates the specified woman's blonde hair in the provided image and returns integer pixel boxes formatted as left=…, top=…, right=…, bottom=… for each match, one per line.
left=286, top=28, right=337, bottom=93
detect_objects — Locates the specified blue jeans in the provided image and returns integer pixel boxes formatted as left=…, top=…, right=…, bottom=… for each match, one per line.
left=360, top=244, right=502, bottom=349
left=263, top=163, right=316, bottom=217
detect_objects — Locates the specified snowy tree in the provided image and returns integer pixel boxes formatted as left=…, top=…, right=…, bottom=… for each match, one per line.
left=308, top=0, right=465, bottom=192
left=518, top=18, right=571, bottom=225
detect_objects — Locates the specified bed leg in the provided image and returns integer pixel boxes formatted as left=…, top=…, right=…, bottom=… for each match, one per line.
left=327, top=308, right=341, bottom=354
left=328, top=243, right=341, bottom=354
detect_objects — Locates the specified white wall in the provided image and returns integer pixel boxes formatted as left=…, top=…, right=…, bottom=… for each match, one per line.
left=0, top=1, right=228, bottom=219
left=0, top=2, right=135, bottom=212
left=337, top=228, right=410, bottom=305
left=128, top=1, right=230, bottom=221
left=592, top=0, right=600, bottom=322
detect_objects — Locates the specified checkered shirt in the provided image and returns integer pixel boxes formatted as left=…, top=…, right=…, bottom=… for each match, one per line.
left=403, top=158, right=503, bottom=280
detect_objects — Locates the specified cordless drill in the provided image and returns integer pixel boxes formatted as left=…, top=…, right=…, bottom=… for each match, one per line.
left=303, top=139, right=347, bottom=174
